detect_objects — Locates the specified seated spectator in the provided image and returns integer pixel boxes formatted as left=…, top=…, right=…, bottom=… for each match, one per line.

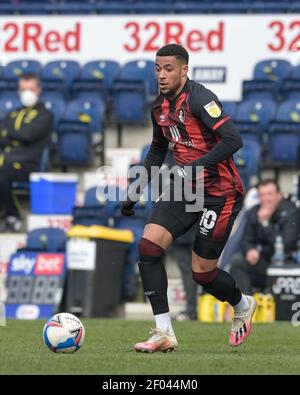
left=0, top=74, right=53, bottom=231
left=230, top=179, right=300, bottom=294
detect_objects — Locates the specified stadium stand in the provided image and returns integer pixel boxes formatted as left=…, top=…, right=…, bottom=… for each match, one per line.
left=242, top=59, right=291, bottom=100
left=0, top=1, right=299, bottom=15
left=111, top=60, right=155, bottom=146
left=112, top=79, right=149, bottom=147
left=0, top=60, right=42, bottom=92
left=235, top=97, right=277, bottom=143
left=18, top=227, right=66, bottom=252
left=41, top=60, right=81, bottom=100
left=56, top=97, right=105, bottom=167
left=12, top=146, right=50, bottom=193
left=281, top=65, right=300, bottom=99
left=72, top=60, right=120, bottom=102
left=0, top=96, right=21, bottom=121
left=0, top=56, right=298, bottom=174
left=267, top=98, right=300, bottom=166
left=72, top=186, right=110, bottom=227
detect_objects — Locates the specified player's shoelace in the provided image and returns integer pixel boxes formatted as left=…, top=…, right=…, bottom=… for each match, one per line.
left=232, top=314, right=248, bottom=340
left=147, top=328, right=166, bottom=342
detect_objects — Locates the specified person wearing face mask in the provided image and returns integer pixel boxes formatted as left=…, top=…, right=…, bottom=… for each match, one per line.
left=0, top=73, right=53, bottom=232
left=230, top=179, right=300, bottom=294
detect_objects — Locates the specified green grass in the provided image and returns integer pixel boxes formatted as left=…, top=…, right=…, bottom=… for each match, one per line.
left=1, top=320, right=300, bottom=375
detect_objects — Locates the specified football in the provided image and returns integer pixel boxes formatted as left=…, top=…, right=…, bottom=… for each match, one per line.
left=43, top=313, right=85, bottom=353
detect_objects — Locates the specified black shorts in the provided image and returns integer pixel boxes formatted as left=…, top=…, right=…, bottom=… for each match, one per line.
left=147, top=182, right=243, bottom=259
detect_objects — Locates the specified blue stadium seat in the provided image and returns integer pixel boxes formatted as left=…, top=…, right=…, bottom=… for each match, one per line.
left=234, top=138, right=261, bottom=178
left=56, top=98, right=105, bottom=166
left=4, top=60, right=41, bottom=79
left=1, top=60, right=42, bottom=91
left=112, top=82, right=148, bottom=122
left=268, top=98, right=300, bottom=135
left=72, top=91, right=105, bottom=103
left=63, top=97, right=105, bottom=133
left=281, top=65, right=300, bottom=98
left=243, top=59, right=291, bottom=99
left=0, top=96, right=21, bottom=121
left=242, top=91, right=276, bottom=101
left=72, top=186, right=109, bottom=227
left=269, top=133, right=300, bottom=165
left=0, top=91, right=21, bottom=100
left=120, top=60, right=157, bottom=97
left=20, top=227, right=66, bottom=253
left=41, top=60, right=81, bottom=99
left=222, top=101, right=238, bottom=120
left=72, top=60, right=120, bottom=99
left=40, top=93, right=66, bottom=165
left=273, top=98, right=300, bottom=123
left=57, top=124, right=92, bottom=166
left=12, top=147, right=50, bottom=192
left=268, top=98, right=300, bottom=165
left=236, top=98, right=277, bottom=137
left=41, top=94, right=66, bottom=130
left=39, top=91, right=65, bottom=101
left=74, top=185, right=128, bottom=227
left=112, top=60, right=155, bottom=146
left=112, top=79, right=149, bottom=147
left=253, top=59, right=291, bottom=82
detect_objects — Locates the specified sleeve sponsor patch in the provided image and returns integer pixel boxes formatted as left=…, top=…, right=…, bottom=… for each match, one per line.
left=204, top=101, right=221, bottom=118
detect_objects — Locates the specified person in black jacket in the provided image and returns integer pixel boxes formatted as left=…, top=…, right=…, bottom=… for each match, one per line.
left=0, top=73, right=53, bottom=231
left=230, top=179, right=300, bottom=294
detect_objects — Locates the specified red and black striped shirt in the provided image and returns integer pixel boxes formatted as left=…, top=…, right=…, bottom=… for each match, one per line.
left=150, top=78, right=244, bottom=197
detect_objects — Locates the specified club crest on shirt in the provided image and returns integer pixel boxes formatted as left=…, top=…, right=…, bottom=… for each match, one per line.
left=204, top=101, right=221, bottom=118
left=177, top=108, right=185, bottom=123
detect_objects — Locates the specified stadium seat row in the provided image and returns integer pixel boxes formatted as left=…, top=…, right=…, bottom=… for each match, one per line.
left=242, top=60, right=300, bottom=101
left=1, top=1, right=300, bottom=15
left=0, top=59, right=158, bottom=101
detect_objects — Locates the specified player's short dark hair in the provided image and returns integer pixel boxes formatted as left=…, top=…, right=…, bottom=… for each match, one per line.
left=19, top=73, right=40, bottom=86
left=257, top=178, right=280, bottom=192
left=156, top=44, right=189, bottom=64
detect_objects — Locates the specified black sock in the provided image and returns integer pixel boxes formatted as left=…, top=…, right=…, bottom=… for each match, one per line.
left=138, top=254, right=169, bottom=315
left=193, top=268, right=242, bottom=306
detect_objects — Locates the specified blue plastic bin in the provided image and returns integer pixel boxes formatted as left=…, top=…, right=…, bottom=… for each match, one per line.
left=30, top=173, right=78, bottom=215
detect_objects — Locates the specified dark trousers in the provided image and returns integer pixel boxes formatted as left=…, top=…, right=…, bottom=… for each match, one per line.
left=0, top=162, right=35, bottom=217
left=169, top=244, right=198, bottom=319
left=230, top=253, right=270, bottom=294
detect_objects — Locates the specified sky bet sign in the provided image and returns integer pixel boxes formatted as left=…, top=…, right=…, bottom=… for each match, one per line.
left=6, top=252, right=66, bottom=319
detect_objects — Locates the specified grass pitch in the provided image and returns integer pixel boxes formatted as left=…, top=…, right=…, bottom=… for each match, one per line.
left=1, top=319, right=300, bottom=375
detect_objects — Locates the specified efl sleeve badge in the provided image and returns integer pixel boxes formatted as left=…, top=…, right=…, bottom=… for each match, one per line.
left=204, top=101, right=222, bottom=118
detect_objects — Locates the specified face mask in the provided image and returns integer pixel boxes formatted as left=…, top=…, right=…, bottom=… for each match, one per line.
left=19, top=90, right=39, bottom=107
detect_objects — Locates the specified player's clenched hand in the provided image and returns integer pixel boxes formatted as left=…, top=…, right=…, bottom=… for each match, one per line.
left=121, top=200, right=136, bottom=216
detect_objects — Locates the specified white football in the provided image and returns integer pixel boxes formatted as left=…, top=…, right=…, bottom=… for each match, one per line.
left=43, top=312, right=85, bottom=353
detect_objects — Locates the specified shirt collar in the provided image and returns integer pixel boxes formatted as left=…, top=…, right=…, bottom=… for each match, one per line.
left=166, top=77, right=190, bottom=103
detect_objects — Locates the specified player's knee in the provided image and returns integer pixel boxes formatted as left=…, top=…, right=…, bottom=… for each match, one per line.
left=192, top=267, right=219, bottom=286
left=138, top=237, right=165, bottom=261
